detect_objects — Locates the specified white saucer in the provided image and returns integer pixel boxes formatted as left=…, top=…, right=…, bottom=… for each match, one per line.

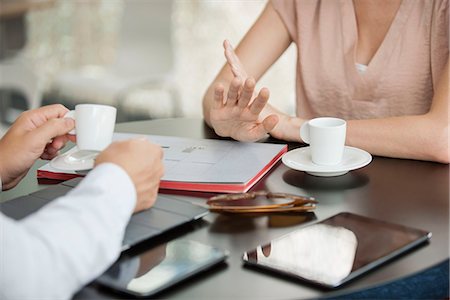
left=282, top=146, right=372, bottom=177
left=50, top=147, right=97, bottom=171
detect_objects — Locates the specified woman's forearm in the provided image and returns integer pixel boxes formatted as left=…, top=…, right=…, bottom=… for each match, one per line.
left=271, top=111, right=448, bottom=163
left=273, top=61, right=449, bottom=163
left=270, top=106, right=448, bottom=164
left=348, top=62, right=449, bottom=163
left=347, top=115, right=449, bottom=163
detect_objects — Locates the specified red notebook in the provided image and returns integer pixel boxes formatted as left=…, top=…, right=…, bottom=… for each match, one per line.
left=38, top=133, right=288, bottom=194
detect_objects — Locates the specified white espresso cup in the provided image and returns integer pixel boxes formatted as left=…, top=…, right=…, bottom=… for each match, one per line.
left=65, top=104, right=117, bottom=151
left=300, top=117, right=347, bottom=166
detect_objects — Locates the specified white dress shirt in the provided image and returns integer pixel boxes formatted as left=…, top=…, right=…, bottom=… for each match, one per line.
left=0, top=163, right=136, bottom=300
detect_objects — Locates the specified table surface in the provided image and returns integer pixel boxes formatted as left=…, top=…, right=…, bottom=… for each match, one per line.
left=1, top=118, right=448, bottom=299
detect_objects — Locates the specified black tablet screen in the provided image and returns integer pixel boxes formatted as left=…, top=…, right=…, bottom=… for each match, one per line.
left=243, top=212, right=430, bottom=288
left=97, top=239, right=227, bottom=297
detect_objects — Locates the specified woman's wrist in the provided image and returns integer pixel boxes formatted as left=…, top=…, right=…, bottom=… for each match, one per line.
left=270, top=115, right=305, bottom=142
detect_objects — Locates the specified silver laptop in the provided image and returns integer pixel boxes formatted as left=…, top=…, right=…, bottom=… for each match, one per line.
left=1, top=177, right=209, bottom=251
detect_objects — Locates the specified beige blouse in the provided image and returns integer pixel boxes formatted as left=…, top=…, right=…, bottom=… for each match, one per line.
left=272, top=0, right=449, bottom=120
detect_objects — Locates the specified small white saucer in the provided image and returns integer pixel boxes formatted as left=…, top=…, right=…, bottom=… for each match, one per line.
left=50, top=147, right=97, bottom=171
left=282, top=146, right=372, bottom=177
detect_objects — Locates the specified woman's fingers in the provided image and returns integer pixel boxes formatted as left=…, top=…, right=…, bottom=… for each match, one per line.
left=223, top=40, right=239, bottom=68
left=262, top=114, right=279, bottom=133
left=224, top=40, right=248, bottom=80
left=213, top=83, right=225, bottom=109
left=246, top=115, right=278, bottom=142
left=238, top=77, right=255, bottom=108
left=249, top=87, right=270, bottom=115
left=226, top=77, right=242, bottom=107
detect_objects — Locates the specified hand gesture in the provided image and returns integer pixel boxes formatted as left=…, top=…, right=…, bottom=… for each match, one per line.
left=209, top=40, right=279, bottom=142
left=95, top=139, right=164, bottom=213
left=0, top=105, right=75, bottom=190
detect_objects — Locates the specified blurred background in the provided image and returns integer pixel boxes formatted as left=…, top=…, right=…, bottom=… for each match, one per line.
left=0, top=0, right=296, bottom=137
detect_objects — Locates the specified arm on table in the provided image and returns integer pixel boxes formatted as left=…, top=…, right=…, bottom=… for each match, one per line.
left=0, top=164, right=136, bottom=300
left=270, top=60, right=449, bottom=163
left=346, top=61, right=449, bottom=163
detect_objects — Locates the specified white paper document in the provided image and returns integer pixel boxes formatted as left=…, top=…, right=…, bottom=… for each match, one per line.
left=113, top=133, right=286, bottom=184
left=38, top=133, right=287, bottom=193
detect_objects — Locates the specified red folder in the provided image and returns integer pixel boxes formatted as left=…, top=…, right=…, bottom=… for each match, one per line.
left=37, top=147, right=286, bottom=193
left=37, top=136, right=287, bottom=193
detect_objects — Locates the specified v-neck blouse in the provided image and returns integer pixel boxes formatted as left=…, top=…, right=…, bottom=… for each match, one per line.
left=272, top=0, right=449, bottom=120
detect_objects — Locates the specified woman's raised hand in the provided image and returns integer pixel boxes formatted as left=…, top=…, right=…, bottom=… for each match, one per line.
left=208, top=40, right=279, bottom=142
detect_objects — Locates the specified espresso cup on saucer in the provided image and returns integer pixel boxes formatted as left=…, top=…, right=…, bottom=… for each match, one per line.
left=50, top=104, right=117, bottom=171
left=65, top=104, right=117, bottom=151
left=300, top=117, right=346, bottom=166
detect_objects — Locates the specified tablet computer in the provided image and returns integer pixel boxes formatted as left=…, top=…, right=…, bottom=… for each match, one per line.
left=243, top=212, right=431, bottom=288
left=96, top=239, right=228, bottom=297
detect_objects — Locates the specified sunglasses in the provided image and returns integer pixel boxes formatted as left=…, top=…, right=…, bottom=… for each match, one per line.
left=207, top=191, right=317, bottom=214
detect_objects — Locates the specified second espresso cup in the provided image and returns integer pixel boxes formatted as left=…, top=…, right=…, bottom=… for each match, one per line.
left=300, top=117, right=347, bottom=166
left=65, top=104, right=117, bottom=151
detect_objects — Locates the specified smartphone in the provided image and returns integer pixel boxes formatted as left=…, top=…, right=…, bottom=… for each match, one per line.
left=96, top=239, right=228, bottom=297
left=243, top=212, right=431, bottom=288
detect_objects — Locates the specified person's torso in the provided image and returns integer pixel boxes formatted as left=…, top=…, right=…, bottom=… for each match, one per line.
left=290, top=0, right=448, bottom=119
